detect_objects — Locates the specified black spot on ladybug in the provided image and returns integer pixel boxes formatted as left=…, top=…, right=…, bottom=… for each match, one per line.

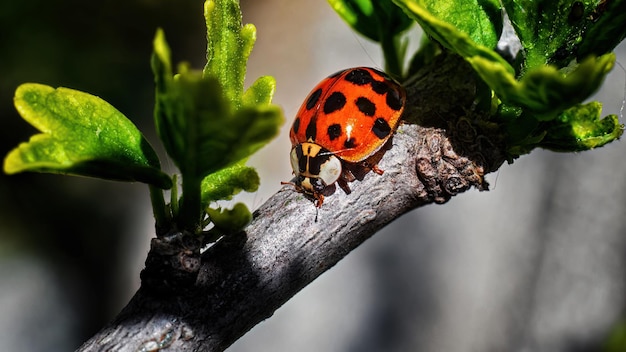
left=386, top=89, right=404, bottom=111
left=345, top=69, right=374, bottom=86
left=356, top=97, right=376, bottom=116
left=306, top=89, right=323, bottom=110
left=344, top=137, right=357, bottom=149
left=305, top=116, right=317, bottom=140
left=327, top=124, right=342, bottom=140
left=372, top=118, right=391, bottom=139
left=371, top=81, right=389, bottom=95
left=293, top=117, right=301, bottom=134
left=324, top=92, right=347, bottom=114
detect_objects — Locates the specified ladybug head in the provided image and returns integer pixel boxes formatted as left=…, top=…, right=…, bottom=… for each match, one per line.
left=289, top=142, right=342, bottom=203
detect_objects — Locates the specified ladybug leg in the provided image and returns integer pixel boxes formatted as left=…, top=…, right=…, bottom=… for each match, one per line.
left=372, top=164, right=384, bottom=175
left=336, top=177, right=352, bottom=195
left=314, top=193, right=324, bottom=208
left=342, top=169, right=356, bottom=182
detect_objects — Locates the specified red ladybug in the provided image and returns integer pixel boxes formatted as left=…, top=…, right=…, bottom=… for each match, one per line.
left=285, top=67, right=406, bottom=207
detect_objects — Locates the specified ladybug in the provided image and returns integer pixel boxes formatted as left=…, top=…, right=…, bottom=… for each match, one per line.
left=285, top=67, right=406, bottom=207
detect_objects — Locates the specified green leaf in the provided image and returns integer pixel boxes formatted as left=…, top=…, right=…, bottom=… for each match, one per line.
left=393, top=0, right=513, bottom=75
left=152, top=31, right=283, bottom=179
left=151, top=0, right=283, bottom=230
left=243, top=75, right=276, bottom=107
left=201, top=163, right=260, bottom=207
left=394, top=0, right=502, bottom=51
left=204, top=0, right=256, bottom=108
left=577, top=0, right=626, bottom=60
left=4, top=83, right=171, bottom=189
left=502, top=0, right=626, bottom=69
left=328, top=0, right=413, bottom=42
left=539, top=102, right=624, bottom=152
left=470, top=53, right=616, bottom=119
left=390, top=0, right=624, bottom=157
left=395, top=0, right=618, bottom=116
left=207, top=202, right=253, bottom=234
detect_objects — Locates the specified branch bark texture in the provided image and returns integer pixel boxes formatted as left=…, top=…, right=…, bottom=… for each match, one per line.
left=78, top=54, right=504, bottom=351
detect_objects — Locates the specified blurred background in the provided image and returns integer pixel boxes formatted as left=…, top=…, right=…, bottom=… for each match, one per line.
left=0, top=1, right=624, bottom=351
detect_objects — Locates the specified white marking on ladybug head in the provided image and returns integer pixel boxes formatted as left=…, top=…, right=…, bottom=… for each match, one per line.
left=290, top=147, right=301, bottom=177
left=317, top=154, right=341, bottom=187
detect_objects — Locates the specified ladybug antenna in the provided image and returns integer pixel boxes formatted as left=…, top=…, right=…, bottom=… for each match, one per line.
left=281, top=180, right=297, bottom=190
left=319, top=148, right=353, bottom=157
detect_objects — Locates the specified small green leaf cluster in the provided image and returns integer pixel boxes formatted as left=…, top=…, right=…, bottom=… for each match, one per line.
left=152, top=0, right=282, bottom=232
left=330, top=0, right=625, bottom=156
left=3, top=0, right=283, bottom=236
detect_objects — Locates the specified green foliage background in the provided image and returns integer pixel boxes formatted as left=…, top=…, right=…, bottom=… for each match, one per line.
left=0, top=0, right=208, bottom=346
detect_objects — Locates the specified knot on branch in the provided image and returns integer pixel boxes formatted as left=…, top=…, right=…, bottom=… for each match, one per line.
left=414, top=128, right=488, bottom=204
left=449, top=116, right=507, bottom=173
left=140, top=231, right=202, bottom=295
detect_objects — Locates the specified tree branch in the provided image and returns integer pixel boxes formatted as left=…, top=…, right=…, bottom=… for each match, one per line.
left=77, top=53, right=504, bottom=352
